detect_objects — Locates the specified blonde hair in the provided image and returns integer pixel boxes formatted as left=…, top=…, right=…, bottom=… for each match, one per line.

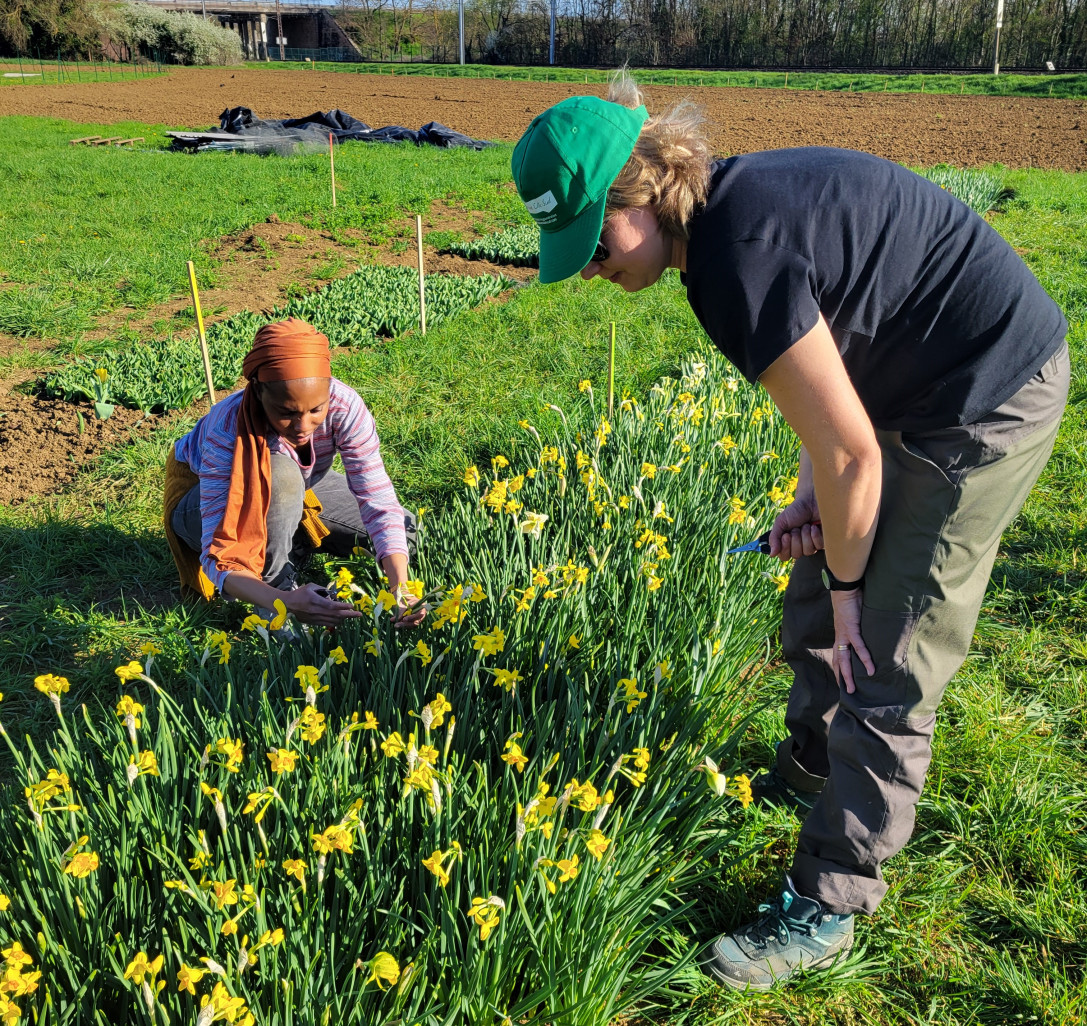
left=605, top=69, right=713, bottom=240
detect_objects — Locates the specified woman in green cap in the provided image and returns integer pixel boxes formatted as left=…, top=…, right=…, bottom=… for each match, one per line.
left=512, top=75, right=1068, bottom=991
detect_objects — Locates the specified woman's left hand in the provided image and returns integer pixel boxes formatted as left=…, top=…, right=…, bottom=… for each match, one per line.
left=830, top=589, right=875, bottom=694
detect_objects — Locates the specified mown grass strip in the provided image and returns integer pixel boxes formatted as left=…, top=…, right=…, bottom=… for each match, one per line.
left=248, top=61, right=1087, bottom=97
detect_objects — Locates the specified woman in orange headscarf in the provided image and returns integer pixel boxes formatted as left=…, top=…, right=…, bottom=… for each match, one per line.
left=164, top=318, right=421, bottom=628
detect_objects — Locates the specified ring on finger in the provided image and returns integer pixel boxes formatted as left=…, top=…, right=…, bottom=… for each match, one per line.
left=836, top=644, right=850, bottom=650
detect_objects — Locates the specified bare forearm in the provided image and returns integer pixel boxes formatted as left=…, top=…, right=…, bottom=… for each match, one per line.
left=809, top=447, right=881, bottom=582
left=380, top=551, right=411, bottom=597
left=222, top=571, right=286, bottom=610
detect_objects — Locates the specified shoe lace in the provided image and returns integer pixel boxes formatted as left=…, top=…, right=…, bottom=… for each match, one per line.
left=743, top=898, right=819, bottom=949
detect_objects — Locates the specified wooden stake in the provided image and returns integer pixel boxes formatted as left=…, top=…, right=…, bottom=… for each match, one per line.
left=329, top=132, right=337, bottom=208
left=416, top=215, right=427, bottom=335
left=607, top=322, right=616, bottom=421
left=186, top=261, right=216, bottom=408
left=784, top=71, right=789, bottom=88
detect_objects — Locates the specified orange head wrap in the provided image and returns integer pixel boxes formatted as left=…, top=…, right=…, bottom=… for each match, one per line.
left=209, top=318, right=332, bottom=580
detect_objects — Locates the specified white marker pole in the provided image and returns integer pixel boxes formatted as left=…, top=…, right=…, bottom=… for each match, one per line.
left=416, top=215, right=427, bottom=335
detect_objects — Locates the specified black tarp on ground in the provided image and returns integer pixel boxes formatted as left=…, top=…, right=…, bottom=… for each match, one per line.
left=167, top=107, right=493, bottom=153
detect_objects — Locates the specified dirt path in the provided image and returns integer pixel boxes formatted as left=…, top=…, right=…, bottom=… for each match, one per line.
left=2, top=66, right=1086, bottom=169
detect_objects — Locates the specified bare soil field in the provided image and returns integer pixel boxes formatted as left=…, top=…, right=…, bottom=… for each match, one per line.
left=2, top=66, right=1086, bottom=169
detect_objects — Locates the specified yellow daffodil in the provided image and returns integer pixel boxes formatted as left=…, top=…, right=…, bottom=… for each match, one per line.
left=0, top=895, right=9, bottom=911
left=33, top=673, right=70, bottom=695
left=424, top=693, right=452, bottom=729
left=241, top=613, right=268, bottom=631
left=63, top=852, right=99, bottom=878
left=298, top=706, right=326, bottom=744
left=129, top=750, right=159, bottom=778
left=380, top=731, right=406, bottom=758
left=365, top=951, right=401, bottom=990
left=492, top=667, right=523, bottom=692
left=769, top=572, right=790, bottom=592
left=114, top=661, right=144, bottom=683
left=269, top=599, right=289, bottom=631
left=467, top=896, right=504, bottom=941
left=556, top=854, right=580, bottom=882
left=283, top=858, right=306, bottom=883
left=586, top=829, right=612, bottom=860
left=177, top=964, right=204, bottom=995
left=362, top=711, right=378, bottom=730
left=209, top=879, right=238, bottom=910
left=124, top=950, right=164, bottom=984
left=421, top=849, right=451, bottom=887
left=520, top=511, right=549, bottom=539
left=731, top=773, right=754, bottom=808
left=294, top=664, right=321, bottom=690
left=414, top=640, right=433, bottom=666
left=472, top=626, right=505, bottom=657
left=213, top=737, right=244, bottom=772
left=329, top=646, right=348, bottom=665
left=501, top=735, right=528, bottom=773
left=463, top=465, right=480, bottom=487
left=568, top=779, right=602, bottom=811
left=267, top=748, right=298, bottom=774
left=115, top=694, right=144, bottom=727
left=312, top=824, right=353, bottom=855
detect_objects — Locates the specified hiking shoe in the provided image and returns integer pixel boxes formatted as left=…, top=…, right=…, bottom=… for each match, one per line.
left=748, top=765, right=821, bottom=816
left=703, top=878, right=854, bottom=991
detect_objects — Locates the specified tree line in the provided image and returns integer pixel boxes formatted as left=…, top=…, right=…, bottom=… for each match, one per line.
left=342, top=0, right=1087, bottom=69
left=3, top=0, right=1085, bottom=69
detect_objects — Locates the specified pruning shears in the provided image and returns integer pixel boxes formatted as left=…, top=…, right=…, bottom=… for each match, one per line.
left=727, top=519, right=822, bottom=556
left=727, top=531, right=771, bottom=555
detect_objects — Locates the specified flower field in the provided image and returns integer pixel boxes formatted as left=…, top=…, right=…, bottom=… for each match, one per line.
left=0, top=350, right=801, bottom=1025
left=0, top=78, right=1084, bottom=1026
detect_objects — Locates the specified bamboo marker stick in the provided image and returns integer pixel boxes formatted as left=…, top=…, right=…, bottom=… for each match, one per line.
left=607, top=322, right=616, bottom=420
left=416, top=215, right=427, bottom=335
left=329, top=132, right=337, bottom=208
left=186, top=261, right=216, bottom=408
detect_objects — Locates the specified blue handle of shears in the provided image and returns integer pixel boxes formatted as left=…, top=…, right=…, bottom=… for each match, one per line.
left=727, top=530, right=772, bottom=555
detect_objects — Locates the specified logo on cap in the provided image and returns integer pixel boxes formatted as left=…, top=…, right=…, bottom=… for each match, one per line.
left=524, top=191, right=558, bottom=216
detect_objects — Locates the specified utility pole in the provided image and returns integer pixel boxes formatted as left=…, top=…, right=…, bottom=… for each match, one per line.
left=992, top=0, right=1004, bottom=74
left=549, top=0, right=555, bottom=65
left=276, top=0, right=285, bottom=60
left=458, top=0, right=465, bottom=65
left=200, top=0, right=207, bottom=19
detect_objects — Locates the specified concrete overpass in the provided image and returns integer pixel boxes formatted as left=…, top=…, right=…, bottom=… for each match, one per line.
left=139, top=0, right=364, bottom=61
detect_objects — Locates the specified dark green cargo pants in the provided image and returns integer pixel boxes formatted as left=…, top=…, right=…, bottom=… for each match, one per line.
left=778, top=342, right=1070, bottom=916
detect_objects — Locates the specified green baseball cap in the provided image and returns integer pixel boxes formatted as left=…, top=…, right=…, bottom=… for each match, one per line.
left=512, top=96, right=648, bottom=284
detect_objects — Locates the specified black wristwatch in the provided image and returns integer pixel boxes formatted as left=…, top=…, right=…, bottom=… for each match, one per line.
left=821, top=567, right=865, bottom=592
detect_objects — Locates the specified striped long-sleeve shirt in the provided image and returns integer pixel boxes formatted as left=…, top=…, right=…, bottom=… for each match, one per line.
left=173, top=378, right=409, bottom=593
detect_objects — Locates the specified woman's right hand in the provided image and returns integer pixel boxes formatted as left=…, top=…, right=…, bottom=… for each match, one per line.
left=286, top=583, right=365, bottom=627
left=768, top=493, right=824, bottom=561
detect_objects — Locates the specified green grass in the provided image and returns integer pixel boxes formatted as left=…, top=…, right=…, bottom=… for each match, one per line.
left=0, top=114, right=1084, bottom=1023
left=0, top=116, right=522, bottom=340
left=249, top=60, right=1087, bottom=97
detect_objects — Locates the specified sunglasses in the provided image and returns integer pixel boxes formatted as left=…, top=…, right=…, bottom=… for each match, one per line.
left=592, top=240, right=610, bottom=264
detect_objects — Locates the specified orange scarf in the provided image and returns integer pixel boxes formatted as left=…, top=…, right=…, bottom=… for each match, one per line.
left=209, top=318, right=332, bottom=579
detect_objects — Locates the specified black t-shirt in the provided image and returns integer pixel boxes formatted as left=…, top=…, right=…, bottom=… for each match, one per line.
left=683, top=148, right=1067, bottom=431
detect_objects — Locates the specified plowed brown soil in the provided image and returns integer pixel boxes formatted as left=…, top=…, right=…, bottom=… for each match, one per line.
left=2, top=66, right=1086, bottom=169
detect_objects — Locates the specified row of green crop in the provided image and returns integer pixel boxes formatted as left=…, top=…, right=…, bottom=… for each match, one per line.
left=445, top=224, right=539, bottom=266
left=41, top=266, right=512, bottom=413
